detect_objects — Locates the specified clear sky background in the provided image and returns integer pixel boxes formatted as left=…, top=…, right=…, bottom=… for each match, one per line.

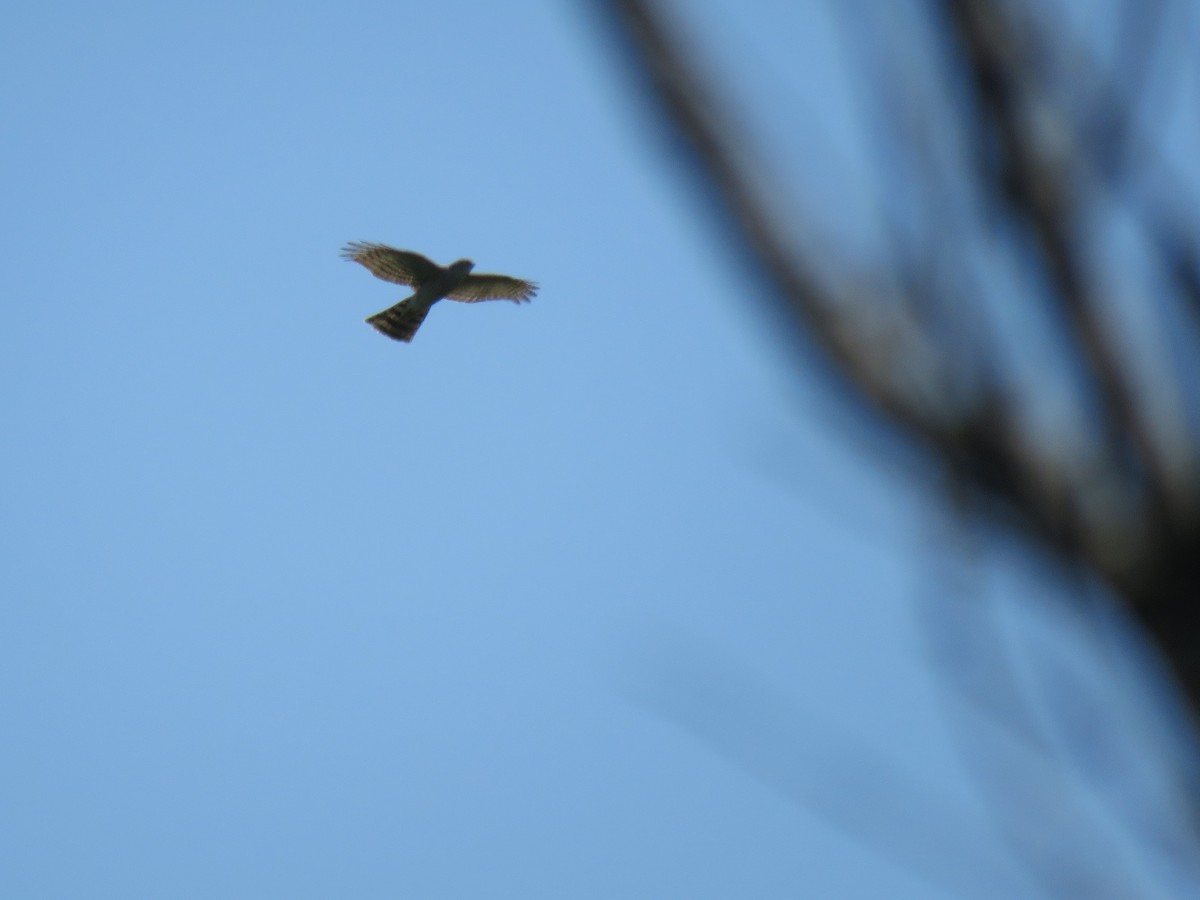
left=3, top=1, right=1198, bottom=898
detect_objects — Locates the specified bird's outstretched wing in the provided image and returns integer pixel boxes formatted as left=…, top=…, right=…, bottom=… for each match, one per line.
left=446, top=274, right=539, bottom=304
left=342, top=242, right=442, bottom=287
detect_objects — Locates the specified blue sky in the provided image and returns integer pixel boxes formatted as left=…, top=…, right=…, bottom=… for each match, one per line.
left=3, top=1, right=1198, bottom=897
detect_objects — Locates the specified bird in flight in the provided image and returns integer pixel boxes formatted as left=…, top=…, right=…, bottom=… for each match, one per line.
left=342, top=242, right=538, bottom=342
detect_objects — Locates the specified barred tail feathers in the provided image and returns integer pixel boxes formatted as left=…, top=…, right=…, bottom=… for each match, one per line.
left=367, top=298, right=430, bottom=343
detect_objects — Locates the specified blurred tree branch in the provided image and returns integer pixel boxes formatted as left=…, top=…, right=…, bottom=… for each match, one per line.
left=595, top=0, right=1200, bottom=737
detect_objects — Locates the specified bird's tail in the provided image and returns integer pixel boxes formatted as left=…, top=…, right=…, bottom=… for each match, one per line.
left=366, top=299, right=430, bottom=343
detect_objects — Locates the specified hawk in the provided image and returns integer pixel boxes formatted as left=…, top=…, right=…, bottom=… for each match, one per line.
left=342, top=242, right=538, bottom=342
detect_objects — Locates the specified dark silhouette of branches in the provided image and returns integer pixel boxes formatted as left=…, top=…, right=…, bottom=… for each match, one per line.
left=594, top=0, right=1200, bottom=716
left=596, top=1, right=1200, bottom=892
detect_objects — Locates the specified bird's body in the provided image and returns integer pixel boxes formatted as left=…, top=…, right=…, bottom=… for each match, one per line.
left=364, top=258, right=476, bottom=342
left=342, top=242, right=538, bottom=342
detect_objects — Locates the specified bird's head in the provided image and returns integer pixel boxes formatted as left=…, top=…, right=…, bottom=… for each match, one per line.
left=449, top=259, right=475, bottom=276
